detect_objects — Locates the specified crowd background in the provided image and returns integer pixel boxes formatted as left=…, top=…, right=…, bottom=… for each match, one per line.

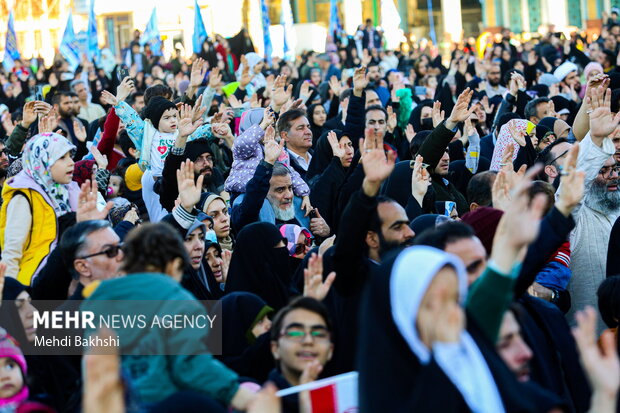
left=3, top=5, right=620, bottom=413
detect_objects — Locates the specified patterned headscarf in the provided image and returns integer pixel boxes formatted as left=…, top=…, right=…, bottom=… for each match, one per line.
left=279, top=224, right=312, bottom=256
left=490, top=119, right=536, bottom=171
left=22, top=133, right=75, bottom=216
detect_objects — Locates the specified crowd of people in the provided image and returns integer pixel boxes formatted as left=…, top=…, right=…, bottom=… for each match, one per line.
left=2, top=11, right=620, bottom=413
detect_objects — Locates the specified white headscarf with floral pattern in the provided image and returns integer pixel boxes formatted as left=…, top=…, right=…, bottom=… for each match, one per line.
left=22, top=133, right=75, bottom=216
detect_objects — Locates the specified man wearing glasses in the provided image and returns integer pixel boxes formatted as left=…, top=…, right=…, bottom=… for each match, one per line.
left=269, top=297, right=333, bottom=409
left=563, top=85, right=620, bottom=330
left=536, top=138, right=572, bottom=185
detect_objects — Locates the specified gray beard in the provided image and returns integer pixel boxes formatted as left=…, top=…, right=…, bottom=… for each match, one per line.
left=584, top=179, right=620, bottom=213
left=270, top=199, right=296, bottom=221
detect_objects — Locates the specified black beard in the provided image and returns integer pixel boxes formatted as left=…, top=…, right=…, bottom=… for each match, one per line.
left=489, top=78, right=500, bottom=87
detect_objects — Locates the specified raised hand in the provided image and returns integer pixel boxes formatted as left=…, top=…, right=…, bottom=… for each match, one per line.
left=509, top=72, right=525, bottom=96
left=303, top=253, right=336, bottom=301
left=239, top=63, right=253, bottom=89
left=191, top=95, right=207, bottom=123
left=328, top=75, right=342, bottom=96
left=178, top=113, right=204, bottom=138
left=228, top=94, right=242, bottom=109
left=301, top=195, right=312, bottom=216
left=189, top=57, right=208, bottom=89
left=299, top=81, right=311, bottom=102
left=508, top=120, right=526, bottom=146
left=573, top=306, right=620, bottom=413
left=405, top=123, right=416, bottom=143
left=76, top=179, right=114, bottom=222
left=481, top=95, right=495, bottom=115
left=491, top=164, right=546, bottom=272
left=271, top=75, right=293, bottom=109
left=411, top=154, right=430, bottom=204
left=587, top=85, right=620, bottom=140
left=208, top=67, right=222, bottom=89
left=263, top=127, right=284, bottom=164
left=21, top=101, right=37, bottom=128
left=116, top=77, right=136, bottom=103
left=38, top=109, right=59, bottom=134
left=74, top=119, right=87, bottom=142
left=247, top=383, right=280, bottom=413
left=100, top=90, right=119, bottom=106
left=360, top=136, right=397, bottom=185
left=327, top=130, right=345, bottom=159
left=556, top=143, right=585, bottom=217
left=90, top=146, right=108, bottom=170
left=260, top=107, right=275, bottom=130
left=176, top=160, right=204, bottom=211
left=33, top=101, right=52, bottom=117
left=431, top=101, right=445, bottom=128
left=83, top=329, right=124, bottom=413
left=446, top=88, right=475, bottom=129
left=387, top=106, right=397, bottom=133
left=353, top=66, right=370, bottom=96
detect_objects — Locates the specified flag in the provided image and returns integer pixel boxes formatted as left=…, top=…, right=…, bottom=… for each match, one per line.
left=381, top=0, right=402, bottom=50
left=426, top=0, right=437, bottom=46
left=260, top=0, right=272, bottom=64
left=276, top=372, right=358, bottom=413
left=2, top=11, right=20, bottom=72
left=193, top=0, right=208, bottom=54
left=60, top=13, right=81, bottom=72
left=328, top=0, right=341, bottom=38
left=140, top=8, right=162, bottom=56
left=87, top=0, right=100, bottom=64
left=280, top=0, right=295, bottom=61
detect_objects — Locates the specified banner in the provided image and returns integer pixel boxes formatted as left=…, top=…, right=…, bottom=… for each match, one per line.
left=193, top=0, right=208, bottom=54
left=2, top=11, right=20, bottom=72
left=60, top=13, right=81, bottom=72
left=280, top=0, right=296, bottom=61
left=260, top=0, right=272, bottom=64
left=140, top=8, right=162, bottom=56
left=87, top=0, right=100, bottom=64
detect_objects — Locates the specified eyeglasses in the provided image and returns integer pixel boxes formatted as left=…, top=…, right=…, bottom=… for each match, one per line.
left=195, top=155, right=214, bottom=164
left=280, top=326, right=330, bottom=343
left=599, top=165, right=620, bottom=178
left=546, top=149, right=569, bottom=166
left=294, top=237, right=313, bottom=256
left=77, top=243, right=124, bottom=260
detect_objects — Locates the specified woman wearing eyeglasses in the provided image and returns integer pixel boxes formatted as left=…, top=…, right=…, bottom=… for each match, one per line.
left=0, top=133, right=80, bottom=285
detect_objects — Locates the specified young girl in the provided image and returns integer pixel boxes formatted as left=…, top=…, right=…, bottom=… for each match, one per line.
left=0, top=329, right=53, bottom=412
left=224, top=108, right=310, bottom=209
left=0, top=132, right=79, bottom=285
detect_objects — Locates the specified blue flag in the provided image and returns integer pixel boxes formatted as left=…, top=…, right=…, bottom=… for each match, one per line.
left=87, top=0, right=100, bottom=64
left=60, top=13, right=81, bottom=72
left=140, top=8, right=162, bottom=56
left=328, top=0, right=341, bottom=38
left=260, top=0, right=272, bottom=64
left=2, top=11, right=20, bottom=72
left=280, top=0, right=295, bottom=61
left=193, top=0, right=208, bottom=54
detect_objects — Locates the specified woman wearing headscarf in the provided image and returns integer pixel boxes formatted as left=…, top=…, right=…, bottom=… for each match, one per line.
left=307, top=130, right=355, bottom=231
left=215, top=292, right=275, bottom=382
left=225, top=222, right=297, bottom=311
left=161, top=212, right=224, bottom=301
left=358, top=246, right=562, bottom=412
left=235, top=53, right=267, bottom=97
left=408, top=99, right=434, bottom=132
left=306, top=103, right=328, bottom=146
left=198, top=192, right=234, bottom=251
left=0, top=133, right=79, bottom=285
left=490, top=119, right=537, bottom=171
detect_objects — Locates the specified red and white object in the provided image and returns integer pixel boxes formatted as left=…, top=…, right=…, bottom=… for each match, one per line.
left=276, top=371, right=358, bottom=413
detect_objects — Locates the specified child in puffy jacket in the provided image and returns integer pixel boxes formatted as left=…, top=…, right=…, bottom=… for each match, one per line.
left=224, top=108, right=311, bottom=211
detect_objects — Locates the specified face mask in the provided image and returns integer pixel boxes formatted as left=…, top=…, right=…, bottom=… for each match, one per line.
left=205, top=230, right=218, bottom=243
left=420, top=118, right=433, bottom=130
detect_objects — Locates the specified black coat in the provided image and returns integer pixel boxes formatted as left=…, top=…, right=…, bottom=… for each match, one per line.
left=357, top=255, right=565, bottom=413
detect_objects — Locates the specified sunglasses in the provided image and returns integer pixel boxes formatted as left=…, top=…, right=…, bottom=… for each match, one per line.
left=294, top=237, right=313, bottom=256
left=78, top=243, right=124, bottom=260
